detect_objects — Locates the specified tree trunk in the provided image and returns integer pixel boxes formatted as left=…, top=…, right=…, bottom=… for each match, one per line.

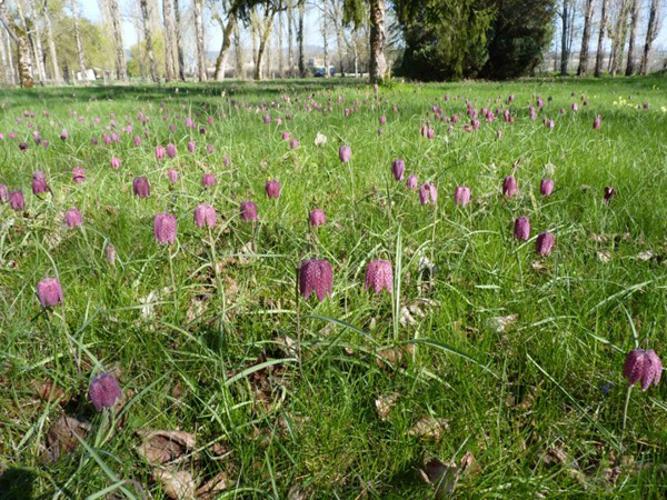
left=0, top=25, right=9, bottom=84
left=287, top=0, right=293, bottom=76
left=4, top=28, right=16, bottom=85
left=321, top=13, right=329, bottom=78
left=69, top=0, right=87, bottom=81
left=214, top=11, right=237, bottom=81
left=609, top=0, right=629, bottom=75
left=624, top=0, right=639, bottom=75
left=234, top=21, right=243, bottom=78
left=254, top=6, right=276, bottom=80
left=368, top=0, right=387, bottom=83
left=594, top=0, right=608, bottom=77
left=577, top=0, right=594, bottom=75
left=173, top=0, right=185, bottom=79
left=27, top=0, right=46, bottom=82
left=108, top=0, right=126, bottom=81
left=139, top=0, right=158, bottom=82
left=640, top=0, right=659, bottom=75
left=559, top=0, right=569, bottom=75
left=193, top=0, right=207, bottom=81
left=353, top=36, right=359, bottom=77
left=297, top=0, right=305, bottom=77
left=43, top=2, right=62, bottom=83
left=163, top=0, right=176, bottom=81
left=277, top=6, right=283, bottom=77
left=1, top=0, right=34, bottom=87
left=335, top=19, right=344, bottom=76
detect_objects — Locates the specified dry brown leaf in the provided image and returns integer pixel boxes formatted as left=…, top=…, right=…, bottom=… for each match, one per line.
left=543, top=446, right=568, bottom=466
left=375, top=344, right=415, bottom=368
left=33, top=379, right=66, bottom=403
left=196, top=471, right=230, bottom=499
left=153, top=469, right=196, bottom=499
left=460, top=451, right=481, bottom=476
left=531, top=260, right=548, bottom=272
left=637, top=250, right=654, bottom=261
left=136, top=430, right=196, bottom=466
left=489, top=314, right=518, bottom=333
left=597, top=251, right=612, bottom=263
left=43, top=415, right=91, bottom=462
left=288, top=485, right=308, bottom=500
left=408, top=417, right=449, bottom=441
left=419, top=458, right=459, bottom=498
left=374, top=393, right=399, bottom=421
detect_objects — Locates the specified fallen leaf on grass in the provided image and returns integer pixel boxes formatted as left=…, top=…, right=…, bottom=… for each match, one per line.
left=489, top=314, right=518, bottom=333
left=597, top=251, right=612, bottom=263
left=459, top=451, right=481, bottom=476
left=420, top=458, right=458, bottom=498
left=374, top=393, right=399, bottom=421
left=196, top=471, right=230, bottom=499
left=136, top=430, right=196, bottom=466
left=400, top=298, right=438, bottom=326
left=43, top=415, right=91, bottom=462
left=408, top=417, right=449, bottom=441
left=637, top=250, right=654, bottom=261
left=375, top=344, right=415, bottom=369
left=153, top=469, right=196, bottom=499
left=33, top=379, right=67, bottom=403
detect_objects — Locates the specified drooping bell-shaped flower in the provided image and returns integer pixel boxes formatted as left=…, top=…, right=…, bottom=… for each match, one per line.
left=603, top=186, right=615, bottom=203
left=623, top=349, right=662, bottom=391
left=132, top=176, right=151, bottom=198
left=105, top=243, right=116, bottom=265
left=454, top=186, right=471, bottom=207
left=166, top=143, right=177, bottom=159
left=167, top=168, right=179, bottom=184
left=502, top=176, right=518, bottom=198
left=536, top=231, right=555, bottom=256
left=72, top=166, right=86, bottom=184
left=89, top=373, right=122, bottom=411
left=514, top=216, right=531, bottom=241
left=289, top=138, right=300, bottom=150
left=37, top=277, right=63, bottom=307
left=540, top=178, right=554, bottom=197
left=419, top=182, right=437, bottom=205
left=32, top=171, right=49, bottom=195
left=240, top=201, right=258, bottom=222
left=391, top=159, right=405, bottom=181
left=364, top=259, right=393, bottom=294
left=60, top=129, right=69, bottom=141
left=9, top=191, right=25, bottom=211
left=64, top=208, right=83, bottom=228
left=309, top=208, right=326, bottom=227
left=153, top=212, right=177, bottom=245
left=298, top=259, right=333, bottom=301
left=593, top=115, right=602, bottom=129
left=194, top=203, right=217, bottom=228
left=265, top=180, right=281, bottom=199
left=110, top=156, right=121, bottom=170
left=406, top=175, right=418, bottom=190
left=201, top=173, right=217, bottom=188
left=155, top=145, right=166, bottom=161
left=339, top=145, right=351, bottom=163
left=187, top=140, right=196, bottom=153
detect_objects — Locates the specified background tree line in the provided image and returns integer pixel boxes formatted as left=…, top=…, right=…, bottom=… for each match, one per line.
left=0, top=0, right=663, bottom=87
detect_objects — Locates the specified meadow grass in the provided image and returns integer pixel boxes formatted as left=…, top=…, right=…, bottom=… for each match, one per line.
left=0, top=76, right=666, bottom=498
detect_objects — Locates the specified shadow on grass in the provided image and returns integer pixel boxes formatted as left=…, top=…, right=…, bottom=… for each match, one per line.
left=0, top=468, right=36, bottom=500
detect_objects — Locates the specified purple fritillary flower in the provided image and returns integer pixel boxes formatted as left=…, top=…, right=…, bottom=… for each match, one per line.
left=603, top=186, right=615, bottom=203
left=132, top=176, right=151, bottom=198
left=166, top=143, right=177, bottom=158
left=72, top=166, right=86, bottom=184
left=9, top=191, right=25, bottom=211
left=502, top=176, right=518, bottom=198
left=60, top=129, right=69, bottom=141
left=201, top=173, right=217, bottom=188
left=281, top=131, right=290, bottom=141
left=155, top=145, right=166, bottom=161
left=309, top=208, right=326, bottom=227
left=540, top=178, right=555, bottom=197
left=187, top=140, right=196, bottom=153
left=419, top=182, right=437, bottom=205
left=240, top=201, right=258, bottom=222
left=454, top=186, right=471, bottom=207
left=64, top=208, right=83, bottom=228
left=289, top=138, right=300, bottom=150
left=364, top=259, right=393, bottom=294
left=194, top=203, right=217, bottom=228
left=391, top=159, right=405, bottom=181
left=265, top=180, right=281, bottom=199
left=624, top=349, right=662, bottom=391
left=133, top=135, right=142, bottom=147
left=110, top=156, right=121, bottom=170
left=32, top=171, right=49, bottom=195
left=89, top=373, right=122, bottom=411
left=37, top=277, right=63, bottom=307
left=153, top=212, right=177, bottom=245
left=536, top=231, right=555, bottom=256
left=514, top=216, right=531, bottom=241
left=339, top=145, right=351, bottom=163
left=593, top=115, right=602, bottom=129
left=298, top=259, right=333, bottom=301
left=406, top=175, right=418, bottom=190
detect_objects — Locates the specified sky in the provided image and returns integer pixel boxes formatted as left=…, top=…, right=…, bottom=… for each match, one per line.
left=80, top=0, right=666, bottom=55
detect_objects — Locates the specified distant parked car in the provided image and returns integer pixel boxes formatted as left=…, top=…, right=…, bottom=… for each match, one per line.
left=314, top=66, right=336, bottom=77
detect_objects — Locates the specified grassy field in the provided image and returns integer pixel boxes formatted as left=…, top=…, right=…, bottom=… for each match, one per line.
left=0, top=76, right=666, bottom=498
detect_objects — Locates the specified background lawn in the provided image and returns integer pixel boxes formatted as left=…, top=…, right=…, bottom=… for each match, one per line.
left=0, top=76, right=666, bottom=498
